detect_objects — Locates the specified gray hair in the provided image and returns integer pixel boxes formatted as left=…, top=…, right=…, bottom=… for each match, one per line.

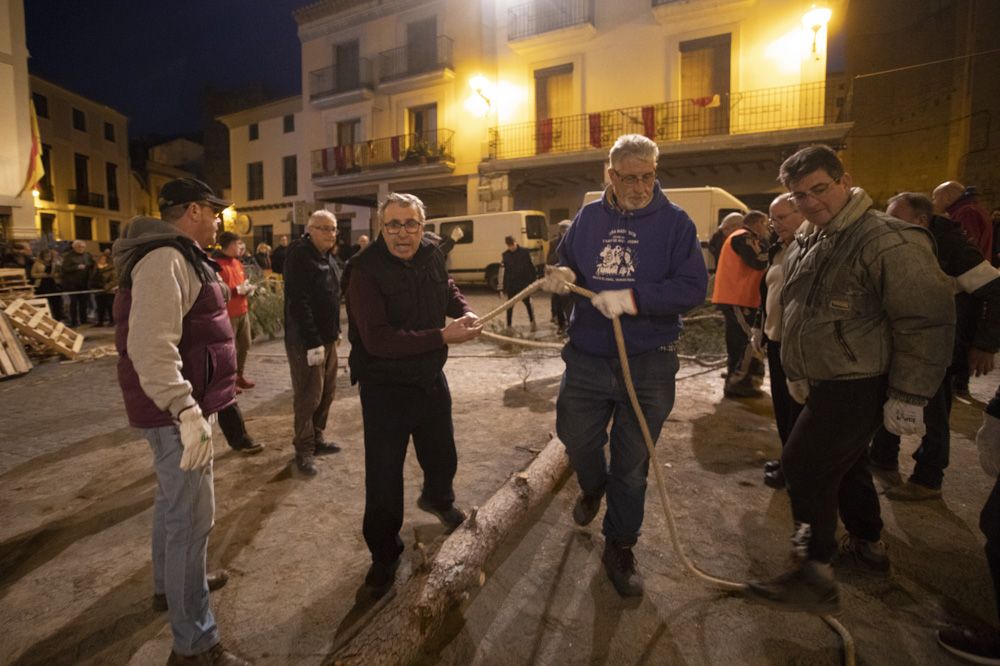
left=307, top=209, right=337, bottom=228
left=378, top=192, right=426, bottom=223
left=160, top=203, right=189, bottom=223
left=609, top=134, right=659, bottom=168
left=888, top=192, right=934, bottom=219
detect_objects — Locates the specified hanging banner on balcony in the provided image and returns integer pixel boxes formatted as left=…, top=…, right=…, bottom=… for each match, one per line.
left=537, top=118, right=553, bottom=154
left=589, top=113, right=602, bottom=149
left=691, top=94, right=721, bottom=108
left=642, top=106, right=655, bottom=139
left=17, top=99, right=45, bottom=198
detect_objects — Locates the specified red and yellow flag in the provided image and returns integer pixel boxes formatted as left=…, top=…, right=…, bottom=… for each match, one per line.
left=16, top=98, right=44, bottom=198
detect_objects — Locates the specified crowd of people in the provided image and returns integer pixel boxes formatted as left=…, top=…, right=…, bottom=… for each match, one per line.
left=79, top=134, right=1000, bottom=665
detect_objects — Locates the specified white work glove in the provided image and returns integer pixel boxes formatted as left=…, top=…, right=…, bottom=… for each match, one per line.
left=541, top=266, right=575, bottom=295
left=178, top=405, right=213, bottom=471
left=976, top=413, right=1000, bottom=477
left=591, top=289, right=637, bottom=319
left=787, top=379, right=809, bottom=405
left=450, top=226, right=464, bottom=242
left=883, top=397, right=926, bottom=437
left=750, top=327, right=764, bottom=354
left=306, top=345, right=326, bottom=367
left=236, top=281, right=250, bottom=295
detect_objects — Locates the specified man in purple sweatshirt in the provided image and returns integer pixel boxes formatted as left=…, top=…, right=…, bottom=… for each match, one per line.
left=543, top=134, right=708, bottom=597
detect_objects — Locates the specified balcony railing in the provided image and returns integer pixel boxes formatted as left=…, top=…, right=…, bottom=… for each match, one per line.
left=68, top=189, right=105, bottom=208
left=488, top=78, right=849, bottom=160
left=651, top=0, right=679, bottom=5
left=378, top=35, right=453, bottom=82
left=310, top=58, right=374, bottom=100
left=311, top=128, right=455, bottom=178
left=508, top=0, right=593, bottom=41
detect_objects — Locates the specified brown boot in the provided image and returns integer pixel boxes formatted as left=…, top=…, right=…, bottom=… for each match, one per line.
left=166, top=643, right=252, bottom=665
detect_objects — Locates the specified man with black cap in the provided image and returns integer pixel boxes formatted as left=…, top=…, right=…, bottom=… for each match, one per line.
left=113, top=177, right=251, bottom=665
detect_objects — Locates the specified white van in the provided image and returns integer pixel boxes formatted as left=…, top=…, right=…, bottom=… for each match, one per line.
left=582, top=187, right=747, bottom=269
left=423, top=210, right=548, bottom=289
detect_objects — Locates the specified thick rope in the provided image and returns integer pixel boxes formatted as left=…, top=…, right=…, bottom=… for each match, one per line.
left=484, top=277, right=856, bottom=666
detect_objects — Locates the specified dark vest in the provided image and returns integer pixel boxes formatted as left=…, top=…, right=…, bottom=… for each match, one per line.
left=114, top=251, right=236, bottom=428
left=346, top=237, right=450, bottom=387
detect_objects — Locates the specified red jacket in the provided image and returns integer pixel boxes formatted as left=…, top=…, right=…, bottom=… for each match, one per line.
left=215, top=255, right=249, bottom=318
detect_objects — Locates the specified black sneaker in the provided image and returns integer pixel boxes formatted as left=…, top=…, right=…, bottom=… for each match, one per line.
left=314, top=440, right=341, bottom=456
left=938, top=625, right=1000, bottom=664
left=417, top=495, right=466, bottom=532
left=232, top=439, right=264, bottom=455
left=295, top=455, right=317, bottom=477
left=763, top=467, right=786, bottom=489
left=833, top=534, right=890, bottom=574
left=573, top=488, right=605, bottom=526
left=602, top=540, right=643, bottom=597
left=364, top=557, right=401, bottom=598
left=745, top=560, right=840, bottom=614
left=166, top=642, right=252, bottom=665
left=763, top=459, right=781, bottom=473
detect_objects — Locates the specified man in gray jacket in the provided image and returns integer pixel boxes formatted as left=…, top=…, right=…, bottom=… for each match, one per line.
left=746, top=145, right=955, bottom=614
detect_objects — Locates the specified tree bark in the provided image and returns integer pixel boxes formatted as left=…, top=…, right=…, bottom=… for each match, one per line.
left=331, top=435, right=570, bottom=665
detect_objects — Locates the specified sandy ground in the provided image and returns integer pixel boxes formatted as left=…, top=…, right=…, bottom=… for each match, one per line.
left=1, top=287, right=997, bottom=665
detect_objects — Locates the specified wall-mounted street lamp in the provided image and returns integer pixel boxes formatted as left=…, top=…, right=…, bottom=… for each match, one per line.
left=802, top=4, right=832, bottom=59
left=464, top=75, right=493, bottom=118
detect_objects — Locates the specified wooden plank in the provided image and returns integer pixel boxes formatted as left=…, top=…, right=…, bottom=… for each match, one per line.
left=25, top=298, right=52, bottom=318
left=3, top=298, right=80, bottom=359
left=0, top=313, right=32, bottom=376
left=51, top=322, right=65, bottom=339
left=27, top=311, right=45, bottom=328
left=71, top=334, right=84, bottom=354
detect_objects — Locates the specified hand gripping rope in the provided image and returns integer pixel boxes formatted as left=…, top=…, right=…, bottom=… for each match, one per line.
left=475, top=277, right=856, bottom=666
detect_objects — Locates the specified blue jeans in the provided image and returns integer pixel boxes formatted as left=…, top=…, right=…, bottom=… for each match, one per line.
left=145, top=425, right=219, bottom=656
left=556, top=343, right=679, bottom=545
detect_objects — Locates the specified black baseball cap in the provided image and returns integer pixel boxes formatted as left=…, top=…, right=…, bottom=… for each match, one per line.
left=158, top=177, right=231, bottom=212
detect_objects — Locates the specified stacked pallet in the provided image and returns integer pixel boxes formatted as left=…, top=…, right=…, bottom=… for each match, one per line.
left=0, top=312, right=32, bottom=378
left=0, top=268, right=34, bottom=302
left=2, top=298, right=84, bottom=360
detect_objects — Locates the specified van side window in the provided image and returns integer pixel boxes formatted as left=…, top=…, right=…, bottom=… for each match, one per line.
left=440, top=221, right=472, bottom=244
left=525, top=215, right=547, bottom=239
left=717, top=208, right=743, bottom=226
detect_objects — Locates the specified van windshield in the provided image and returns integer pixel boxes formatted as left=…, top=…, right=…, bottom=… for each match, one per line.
left=525, top=215, right=546, bottom=240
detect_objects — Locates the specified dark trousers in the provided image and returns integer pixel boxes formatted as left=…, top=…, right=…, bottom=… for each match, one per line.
left=952, top=293, right=977, bottom=392
left=869, top=370, right=952, bottom=488
left=217, top=402, right=250, bottom=449
left=506, top=296, right=535, bottom=326
left=551, top=294, right=572, bottom=329
left=783, top=376, right=886, bottom=562
left=982, top=476, right=1000, bottom=621
left=69, top=293, right=89, bottom=325
left=95, top=293, right=114, bottom=325
left=361, top=372, right=457, bottom=563
left=285, top=341, right=338, bottom=456
left=766, top=340, right=803, bottom=446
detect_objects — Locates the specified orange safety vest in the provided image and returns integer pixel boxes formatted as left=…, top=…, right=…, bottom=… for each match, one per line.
left=711, top=228, right=765, bottom=308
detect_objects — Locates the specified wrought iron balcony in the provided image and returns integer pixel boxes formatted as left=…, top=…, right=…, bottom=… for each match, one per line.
left=508, top=0, right=594, bottom=41
left=378, top=35, right=453, bottom=82
left=310, top=58, right=374, bottom=101
left=488, top=78, right=850, bottom=160
left=311, top=128, right=455, bottom=178
left=651, top=0, right=679, bottom=5
left=67, top=189, right=105, bottom=208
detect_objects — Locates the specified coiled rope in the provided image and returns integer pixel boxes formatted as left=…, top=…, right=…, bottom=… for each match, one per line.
left=476, top=278, right=856, bottom=666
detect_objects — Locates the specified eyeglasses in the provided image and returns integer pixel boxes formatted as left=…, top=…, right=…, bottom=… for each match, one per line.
left=789, top=178, right=840, bottom=203
left=198, top=202, right=223, bottom=217
left=611, top=170, right=657, bottom=187
left=384, top=219, right=423, bottom=234
left=310, top=225, right=338, bottom=234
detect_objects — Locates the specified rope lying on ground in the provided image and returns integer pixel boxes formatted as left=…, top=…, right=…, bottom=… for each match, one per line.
left=482, top=277, right=856, bottom=666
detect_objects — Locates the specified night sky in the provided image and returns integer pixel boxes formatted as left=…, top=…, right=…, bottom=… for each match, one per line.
left=25, top=0, right=313, bottom=138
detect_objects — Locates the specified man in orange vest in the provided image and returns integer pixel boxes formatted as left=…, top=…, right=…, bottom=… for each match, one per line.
left=711, top=210, right=769, bottom=397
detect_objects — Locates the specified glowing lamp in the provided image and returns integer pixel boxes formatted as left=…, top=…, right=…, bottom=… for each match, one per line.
left=802, top=5, right=832, bottom=57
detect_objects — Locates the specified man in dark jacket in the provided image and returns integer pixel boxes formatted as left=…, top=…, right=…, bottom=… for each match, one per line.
left=501, top=235, right=538, bottom=330
left=271, top=235, right=290, bottom=275
left=62, top=240, right=94, bottom=326
left=870, top=192, right=1000, bottom=500
left=343, top=192, right=482, bottom=598
left=283, top=211, right=343, bottom=476
left=112, top=177, right=249, bottom=665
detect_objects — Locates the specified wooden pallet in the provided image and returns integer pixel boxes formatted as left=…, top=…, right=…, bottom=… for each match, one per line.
left=0, top=268, right=34, bottom=301
left=0, top=312, right=32, bottom=378
left=2, top=298, right=84, bottom=359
